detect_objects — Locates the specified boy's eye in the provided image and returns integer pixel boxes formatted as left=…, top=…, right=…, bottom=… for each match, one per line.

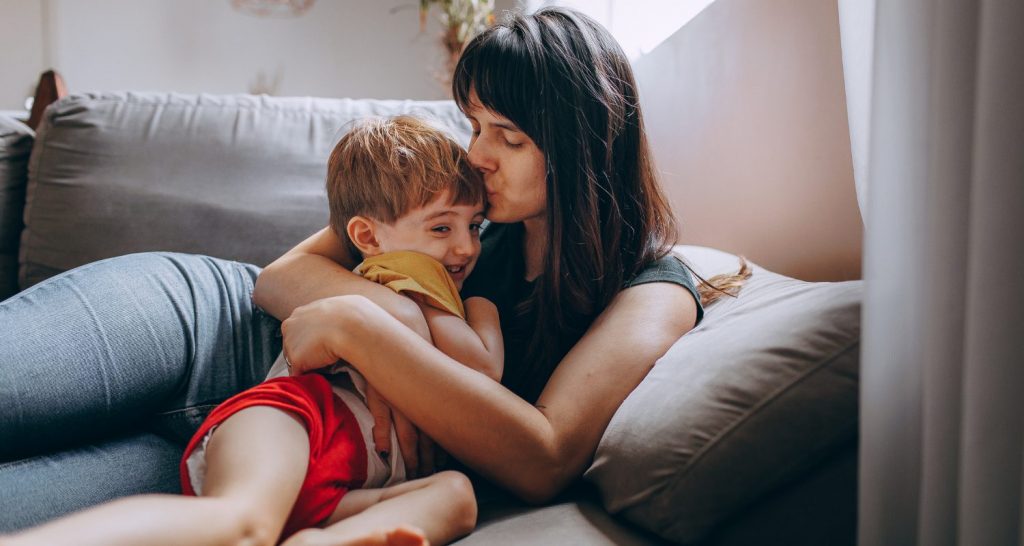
left=469, top=223, right=482, bottom=232
left=431, top=226, right=451, bottom=233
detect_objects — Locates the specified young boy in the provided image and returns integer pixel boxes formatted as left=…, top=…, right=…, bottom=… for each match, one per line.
left=4, top=116, right=502, bottom=546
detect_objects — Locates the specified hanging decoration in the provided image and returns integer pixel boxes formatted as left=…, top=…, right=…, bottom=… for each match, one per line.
left=417, top=0, right=496, bottom=85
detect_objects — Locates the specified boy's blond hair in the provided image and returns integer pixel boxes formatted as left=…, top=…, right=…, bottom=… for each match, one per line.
left=326, top=116, right=485, bottom=258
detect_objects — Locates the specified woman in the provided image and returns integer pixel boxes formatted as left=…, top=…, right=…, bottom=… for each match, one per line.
left=256, top=7, right=735, bottom=502
left=0, top=6, right=738, bottom=534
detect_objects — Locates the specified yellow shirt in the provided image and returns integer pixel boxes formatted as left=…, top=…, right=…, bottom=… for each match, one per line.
left=355, top=250, right=465, bottom=319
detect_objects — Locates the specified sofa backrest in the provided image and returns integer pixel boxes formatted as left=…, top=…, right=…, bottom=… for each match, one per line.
left=19, top=92, right=471, bottom=289
left=0, top=116, right=33, bottom=300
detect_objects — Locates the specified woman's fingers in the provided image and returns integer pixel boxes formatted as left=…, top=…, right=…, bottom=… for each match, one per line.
left=392, top=410, right=420, bottom=478
left=281, top=295, right=367, bottom=373
left=366, top=385, right=393, bottom=459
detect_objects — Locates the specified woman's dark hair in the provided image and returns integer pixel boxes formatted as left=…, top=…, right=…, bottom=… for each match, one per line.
left=452, top=8, right=682, bottom=400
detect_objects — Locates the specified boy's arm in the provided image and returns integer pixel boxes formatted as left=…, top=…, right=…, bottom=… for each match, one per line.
left=417, top=296, right=503, bottom=382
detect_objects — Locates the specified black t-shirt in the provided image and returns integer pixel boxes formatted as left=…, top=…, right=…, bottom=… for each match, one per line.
left=462, top=222, right=704, bottom=402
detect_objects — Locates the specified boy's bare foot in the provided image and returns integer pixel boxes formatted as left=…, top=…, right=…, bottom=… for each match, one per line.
left=283, top=524, right=428, bottom=546
left=378, top=526, right=428, bottom=546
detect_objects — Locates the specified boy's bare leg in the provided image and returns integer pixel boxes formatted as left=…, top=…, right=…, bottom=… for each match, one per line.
left=283, top=471, right=477, bottom=546
left=2, top=406, right=310, bottom=546
left=286, top=525, right=428, bottom=546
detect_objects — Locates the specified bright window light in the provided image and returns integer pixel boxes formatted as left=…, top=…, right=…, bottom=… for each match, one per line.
left=526, top=0, right=716, bottom=61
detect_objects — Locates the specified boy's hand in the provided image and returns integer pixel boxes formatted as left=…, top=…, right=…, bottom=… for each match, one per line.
left=366, top=385, right=393, bottom=459
left=366, top=385, right=436, bottom=478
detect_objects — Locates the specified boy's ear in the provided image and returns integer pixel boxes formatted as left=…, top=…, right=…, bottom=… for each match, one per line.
left=346, top=216, right=382, bottom=256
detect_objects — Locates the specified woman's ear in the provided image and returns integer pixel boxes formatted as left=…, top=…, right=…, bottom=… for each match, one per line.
left=346, top=216, right=382, bottom=256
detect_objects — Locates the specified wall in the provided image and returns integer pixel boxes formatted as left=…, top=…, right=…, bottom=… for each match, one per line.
left=526, top=0, right=715, bottom=60
left=635, top=0, right=863, bottom=281
left=0, top=0, right=517, bottom=111
left=0, top=0, right=45, bottom=110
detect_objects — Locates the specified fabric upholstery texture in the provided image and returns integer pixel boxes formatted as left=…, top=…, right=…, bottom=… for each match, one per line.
left=586, top=246, right=861, bottom=543
left=0, top=116, right=32, bottom=300
left=19, top=92, right=470, bottom=289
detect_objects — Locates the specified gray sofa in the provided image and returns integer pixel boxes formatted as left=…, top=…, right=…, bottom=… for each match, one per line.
left=0, top=92, right=860, bottom=545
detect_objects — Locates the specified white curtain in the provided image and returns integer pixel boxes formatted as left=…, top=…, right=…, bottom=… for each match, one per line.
left=843, top=0, right=1024, bottom=544
left=836, top=0, right=874, bottom=221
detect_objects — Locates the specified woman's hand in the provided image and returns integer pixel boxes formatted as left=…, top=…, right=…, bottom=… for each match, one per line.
left=281, top=295, right=366, bottom=374
left=282, top=294, right=438, bottom=476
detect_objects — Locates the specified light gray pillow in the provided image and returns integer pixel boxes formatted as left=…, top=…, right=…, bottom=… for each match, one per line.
left=585, top=246, right=860, bottom=543
left=0, top=116, right=33, bottom=300
left=19, top=92, right=471, bottom=289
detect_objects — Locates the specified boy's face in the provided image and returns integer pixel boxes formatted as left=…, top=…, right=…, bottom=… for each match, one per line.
left=372, top=191, right=486, bottom=288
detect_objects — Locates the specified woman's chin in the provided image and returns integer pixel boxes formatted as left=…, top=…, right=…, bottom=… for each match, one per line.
left=484, top=207, right=520, bottom=224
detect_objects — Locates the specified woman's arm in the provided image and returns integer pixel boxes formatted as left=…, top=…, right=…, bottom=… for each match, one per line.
left=253, top=227, right=427, bottom=338
left=283, top=281, right=697, bottom=503
left=418, top=297, right=503, bottom=381
left=255, top=226, right=434, bottom=472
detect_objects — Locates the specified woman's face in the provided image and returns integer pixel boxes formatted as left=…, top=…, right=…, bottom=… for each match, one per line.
left=464, top=93, right=547, bottom=224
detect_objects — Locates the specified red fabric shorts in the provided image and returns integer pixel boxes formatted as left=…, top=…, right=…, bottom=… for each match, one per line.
left=180, top=373, right=368, bottom=539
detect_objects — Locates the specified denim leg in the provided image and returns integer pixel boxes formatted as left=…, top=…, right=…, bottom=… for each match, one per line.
left=0, top=252, right=281, bottom=460
left=0, top=431, right=183, bottom=533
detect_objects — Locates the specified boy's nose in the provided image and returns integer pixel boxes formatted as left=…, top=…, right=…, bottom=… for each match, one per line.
left=452, top=235, right=474, bottom=257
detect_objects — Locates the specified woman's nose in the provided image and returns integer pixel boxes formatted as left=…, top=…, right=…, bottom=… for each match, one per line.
left=467, top=139, right=495, bottom=172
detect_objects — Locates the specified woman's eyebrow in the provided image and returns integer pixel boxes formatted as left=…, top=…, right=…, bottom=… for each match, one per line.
left=489, top=121, right=520, bottom=132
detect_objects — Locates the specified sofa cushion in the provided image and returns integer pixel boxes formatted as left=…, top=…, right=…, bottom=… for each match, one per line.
left=19, top=92, right=471, bottom=289
left=0, top=116, right=33, bottom=300
left=585, top=246, right=860, bottom=543
left=452, top=479, right=660, bottom=545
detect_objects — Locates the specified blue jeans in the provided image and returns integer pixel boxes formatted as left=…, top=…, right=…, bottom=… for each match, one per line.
left=0, top=253, right=281, bottom=532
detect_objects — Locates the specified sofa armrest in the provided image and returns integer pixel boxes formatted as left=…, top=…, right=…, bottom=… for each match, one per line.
left=0, top=115, right=33, bottom=300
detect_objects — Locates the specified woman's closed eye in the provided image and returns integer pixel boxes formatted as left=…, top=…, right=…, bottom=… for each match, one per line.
left=498, top=128, right=525, bottom=149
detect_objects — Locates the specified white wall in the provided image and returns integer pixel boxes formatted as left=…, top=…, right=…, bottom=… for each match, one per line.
left=0, top=0, right=45, bottom=110
left=0, top=0, right=518, bottom=111
left=634, top=0, right=863, bottom=280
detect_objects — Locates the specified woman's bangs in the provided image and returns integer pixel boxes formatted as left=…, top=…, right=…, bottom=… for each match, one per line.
left=452, top=25, right=536, bottom=136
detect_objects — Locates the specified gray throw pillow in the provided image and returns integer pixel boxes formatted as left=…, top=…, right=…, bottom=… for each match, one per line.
left=585, top=246, right=860, bottom=543
left=0, top=116, right=33, bottom=300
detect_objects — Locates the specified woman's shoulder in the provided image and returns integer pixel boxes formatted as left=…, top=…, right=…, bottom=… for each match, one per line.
left=624, top=253, right=692, bottom=286
left=624, top=253, right=704, bottom=323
